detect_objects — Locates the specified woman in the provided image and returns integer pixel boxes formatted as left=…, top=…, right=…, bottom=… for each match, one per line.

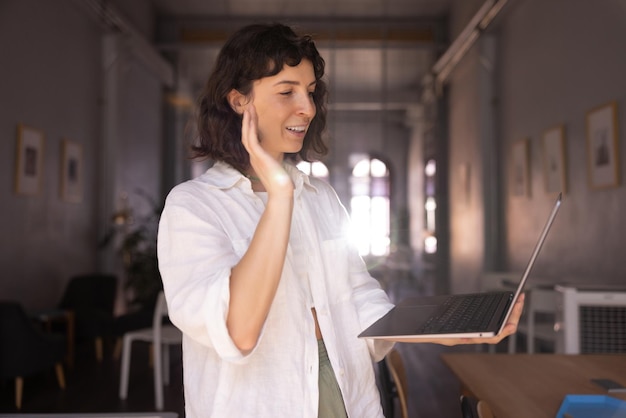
left=157, top=23, right=524, bottom=418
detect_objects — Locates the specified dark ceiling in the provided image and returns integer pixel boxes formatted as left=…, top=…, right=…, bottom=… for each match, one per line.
left=151, top=0, right=451, bottom=110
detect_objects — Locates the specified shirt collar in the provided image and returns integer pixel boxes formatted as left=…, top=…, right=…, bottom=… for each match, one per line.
left=200, top=161, right=318, bottom=197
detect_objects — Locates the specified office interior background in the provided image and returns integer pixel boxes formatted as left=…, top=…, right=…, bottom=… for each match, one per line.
left=1, top=0, right=625, bottom=315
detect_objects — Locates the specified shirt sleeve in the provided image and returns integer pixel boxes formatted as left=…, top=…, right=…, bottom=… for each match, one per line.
left=157, top=185, right=256, bottom=364
left=346, top=239, right=396, bottom=362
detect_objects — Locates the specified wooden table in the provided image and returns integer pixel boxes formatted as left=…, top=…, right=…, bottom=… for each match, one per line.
left=441, top=353, right=626, bottom=418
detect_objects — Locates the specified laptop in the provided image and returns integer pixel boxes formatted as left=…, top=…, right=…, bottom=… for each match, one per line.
left=359, top=193, right=562, bottom=341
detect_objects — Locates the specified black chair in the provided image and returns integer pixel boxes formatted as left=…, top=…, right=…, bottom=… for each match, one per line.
left=58, top=273, right=117, bottom=362
left=461, top=395, right=495, bottom=418
left=378, top=357, right=395, bottom=417
left=0, top=301, right=66, bottom=410
left=461, top=395, right=478, bottom=418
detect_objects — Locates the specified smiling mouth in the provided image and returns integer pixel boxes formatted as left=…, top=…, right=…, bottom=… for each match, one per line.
left=286, top=126, right=306, bottom=133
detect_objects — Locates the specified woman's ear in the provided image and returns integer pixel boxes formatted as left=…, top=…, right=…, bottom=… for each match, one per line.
left=227, top=89, right=246, bottom=114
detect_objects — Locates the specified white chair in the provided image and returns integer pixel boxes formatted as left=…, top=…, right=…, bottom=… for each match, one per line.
left=523, top=287, right=557, bottom=353
left=555, top=285, right=626, bottom=354
left=119, top=291, right=182, bottom=410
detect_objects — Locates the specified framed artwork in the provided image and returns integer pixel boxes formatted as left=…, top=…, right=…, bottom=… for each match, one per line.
left=15, top=123, right=45, bottom=196
left=60, top=139, right=84, bottom=202
left=542, top=125, right=567, bottom=194
left=511, top=138, right=530, bottom=197
left=586, top=101, right=620, bottom=189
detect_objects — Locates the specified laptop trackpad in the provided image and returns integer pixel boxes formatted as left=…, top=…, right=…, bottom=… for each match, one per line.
left=360, top=304, right=439, bottom=337
left=392, top=304, right=439, bottom=330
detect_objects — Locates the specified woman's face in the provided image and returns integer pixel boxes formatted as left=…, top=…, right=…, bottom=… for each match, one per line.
left=248, top=59, right=317, bottom=160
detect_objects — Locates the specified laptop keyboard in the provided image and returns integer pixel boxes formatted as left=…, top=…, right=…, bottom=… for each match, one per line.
left=418, top=292, right=507, bottom=334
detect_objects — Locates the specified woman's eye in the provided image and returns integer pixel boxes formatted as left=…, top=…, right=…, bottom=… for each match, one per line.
left=280, top=91, right=293, bottom=96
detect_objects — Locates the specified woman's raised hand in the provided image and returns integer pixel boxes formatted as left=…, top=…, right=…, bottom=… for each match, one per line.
left=228, top=105, right=295, bottom=353
left=241, top=105, right=294, bottom=196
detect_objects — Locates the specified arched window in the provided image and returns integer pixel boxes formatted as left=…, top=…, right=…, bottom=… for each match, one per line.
left=349, top=155, right=390, bottom=256
left=296, top=161, right=329, bottom=181
left=424, top=159, right=437, bottom=254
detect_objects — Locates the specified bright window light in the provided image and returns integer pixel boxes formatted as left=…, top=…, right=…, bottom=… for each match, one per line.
left=297, top=161, right=329, bottom=180
left=311, top=161, right=329, bottom=178
left=424, top=235, right=437, bottom=254
left=349, top=155, right=390, bottom=256
left=296, top=161, right=311, bottom=175
left=370, top=159, right=387, bottom=177
left=425, top=196, right=436, bottom=231
left=425, top=196, right=437, bottom=211
left=352, top=159, right=371, bottom=177
left=425, top=159, right=436, bottom=177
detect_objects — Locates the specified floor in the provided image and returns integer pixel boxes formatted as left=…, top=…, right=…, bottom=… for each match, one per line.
left=0, top=335, right=185, bottom=417
left=0, top=275, right=509, bottom=418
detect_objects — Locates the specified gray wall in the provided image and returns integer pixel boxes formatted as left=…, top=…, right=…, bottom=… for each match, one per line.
left=447, top=0, right=626, bottom=292
left=1, top=1, right=101, bottom=309
left=0, top=0, right=165, bottom=310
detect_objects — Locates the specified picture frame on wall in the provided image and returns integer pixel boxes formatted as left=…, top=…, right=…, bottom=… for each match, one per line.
left=586, top=101, right=620, bottom=189
left=60, top=139, right=83, bottom=203
left=15, top=123, right=45, bottom=196
left=512, top=138, right=530, bottom=197
left=542, top=125, right=567, bottom=194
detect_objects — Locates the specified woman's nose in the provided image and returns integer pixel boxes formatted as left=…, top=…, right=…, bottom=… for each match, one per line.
left=298, top=93, right=316, bottom=118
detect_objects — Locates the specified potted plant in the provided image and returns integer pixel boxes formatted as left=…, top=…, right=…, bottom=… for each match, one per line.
left=100, top=189, right=164, bottom=312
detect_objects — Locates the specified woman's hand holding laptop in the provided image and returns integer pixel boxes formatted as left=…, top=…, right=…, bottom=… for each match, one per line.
left=381, top=293, right=525, bottom=346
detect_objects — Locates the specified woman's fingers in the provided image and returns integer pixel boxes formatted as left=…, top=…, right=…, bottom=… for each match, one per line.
left=464, top=293, right=525, bottom=345
left=240, top=106, right=294, bottom=194
left=241, top=107, right=257, bottom=153
left=241, top=106, right=268, bottom=164
left=500, top=293, right=525, bottom=332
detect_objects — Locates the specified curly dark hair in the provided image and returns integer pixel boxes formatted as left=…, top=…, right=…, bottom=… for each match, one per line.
left=193, top=23, right=329, bottom=173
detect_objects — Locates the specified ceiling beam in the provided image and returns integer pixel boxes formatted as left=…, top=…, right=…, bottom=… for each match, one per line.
left=157, top=16, right=446, bottom=50
left=178, top=26, right=435, bottom=44
left=431, top=0, right=509, bottom=91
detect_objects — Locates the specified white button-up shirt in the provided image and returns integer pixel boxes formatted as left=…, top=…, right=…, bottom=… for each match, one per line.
left=157, top=161, right=394, bottom=418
